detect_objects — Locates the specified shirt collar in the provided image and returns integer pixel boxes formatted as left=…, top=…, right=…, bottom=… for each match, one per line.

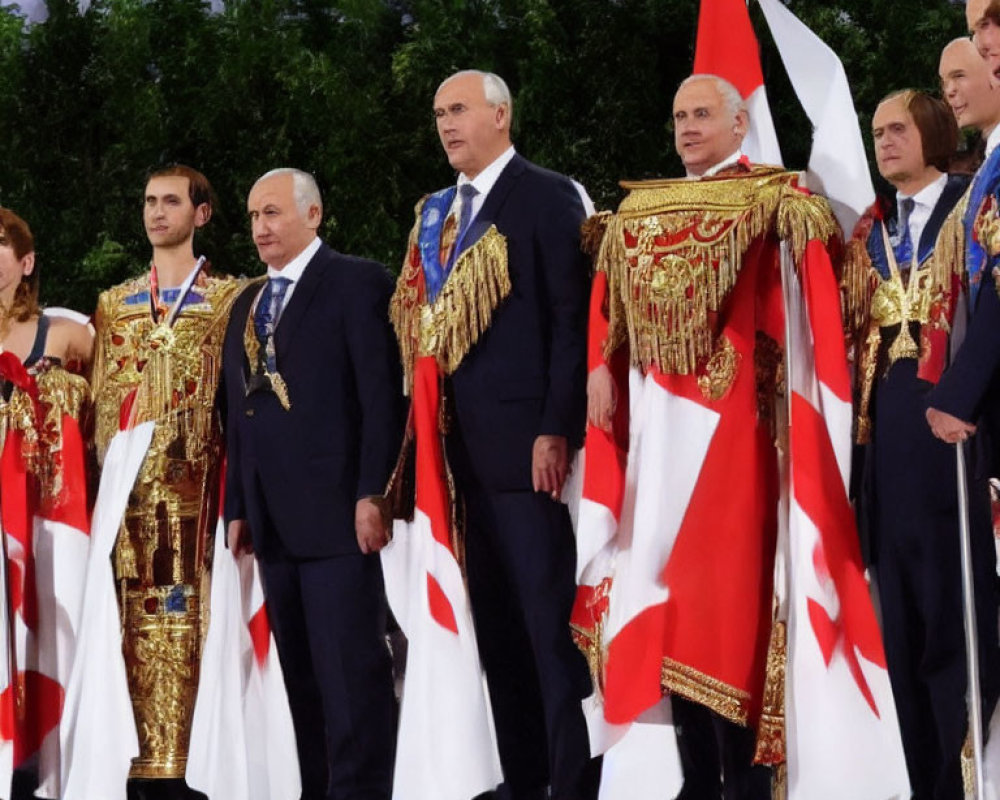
left=458, top=146, right=517, bottom=197
left=689, top=149, right=744, bottom=180
left=901, top=172, right=947, bottom=213
left=267, top=236, right=322, bottom=282
left=987, top=125, right=1000, bottom=160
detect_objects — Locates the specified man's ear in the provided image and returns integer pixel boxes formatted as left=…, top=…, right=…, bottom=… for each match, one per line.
left=306, top=203, right=322, bottom=231
left=734, top=110, right=749, bottom=139
left=194, top=202, right=212, bottom=228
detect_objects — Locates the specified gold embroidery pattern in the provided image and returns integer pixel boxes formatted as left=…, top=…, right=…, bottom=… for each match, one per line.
left=595, top=169, right=837, bottom=375
left=976, top=196, right=1000, bottom=258
left=91, top=271, right=240, bottom=779
left=0, top=363, right=90, bottom=511
left=662, top=656, right=751, bottom=726
left=753, top=620, right=787, bottom=766
left=123, top=587, right=201, bottom=778
left=697, top=335, right=740, bottom=401
left=569, top=577, right=612, bottom=697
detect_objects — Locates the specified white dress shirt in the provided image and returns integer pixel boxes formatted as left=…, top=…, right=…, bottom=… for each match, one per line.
left=895, top=173, right=947, bottom=259
left=267, top=235, right=322, bottom=324
left=688, top=149, right=744, bottom=180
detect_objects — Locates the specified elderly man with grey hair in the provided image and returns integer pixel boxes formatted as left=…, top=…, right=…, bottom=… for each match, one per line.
left=389, top=69, right=598, bottom=800
left=222, top=167, right=405, bottom=800
left=583, top=73, right=844, bottom=799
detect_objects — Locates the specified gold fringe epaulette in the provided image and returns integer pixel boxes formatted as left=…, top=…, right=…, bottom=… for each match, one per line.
left=420, top=227, right=510, bottom=375
left=390, top=198, right=511, bottom=392
left=775, top=184, right=840, bottom=266
left=594, top=168, right=816, bottom=374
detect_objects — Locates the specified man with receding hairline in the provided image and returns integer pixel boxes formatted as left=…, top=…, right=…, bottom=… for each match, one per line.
left=583, top=73, right=847, bottom=799
left=391, top=69, right=596, bottom=800
left=222, top=167, right=404, bottom=800
left=940, top=37, right=1000, bottom=139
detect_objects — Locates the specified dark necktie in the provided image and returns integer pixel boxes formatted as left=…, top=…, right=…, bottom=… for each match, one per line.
left=447, top=183, right=480, bottom=270
left=893, top=197, right=915, bottom=266
left=253, top=276, right=291, bottom=371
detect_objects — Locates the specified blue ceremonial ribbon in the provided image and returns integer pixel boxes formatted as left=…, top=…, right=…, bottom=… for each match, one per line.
left=124, top=287, right=205, bottom=308
left=964, top=145, right=1000, bottom=307
left=418, top=187, right=458, bottom=303
left=866, top=219, right=893, bottom=280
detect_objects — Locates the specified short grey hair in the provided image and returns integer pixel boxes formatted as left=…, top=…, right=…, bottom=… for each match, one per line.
left=678, top=74, right=748, bottom=118
left=255, top=167, right=323, bottom=218
left=438, top=70, right=514, bottom=123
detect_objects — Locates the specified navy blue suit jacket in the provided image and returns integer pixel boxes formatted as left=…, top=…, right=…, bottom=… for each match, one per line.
left=222, top=242, right=405, bottom=558
left=447, top=154, right=589, bottom=492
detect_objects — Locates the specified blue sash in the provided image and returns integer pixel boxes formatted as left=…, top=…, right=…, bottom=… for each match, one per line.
left=418, top=187, right=457, bottom=303
left=964, top=145, right=1000, bottom=306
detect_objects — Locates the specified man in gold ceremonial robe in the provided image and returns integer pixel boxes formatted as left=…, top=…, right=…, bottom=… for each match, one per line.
left=582, top=74, right=843, bottom=799
left=87, top=165, right=239, bottom=800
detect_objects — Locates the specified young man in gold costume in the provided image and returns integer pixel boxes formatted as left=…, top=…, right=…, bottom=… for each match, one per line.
left=66, top=165, right=240, bottom=800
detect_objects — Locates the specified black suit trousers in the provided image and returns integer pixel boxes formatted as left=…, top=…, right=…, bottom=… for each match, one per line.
left=456, top=461, right=594, bottom=800
left=259, top=548, right=395, bottom=800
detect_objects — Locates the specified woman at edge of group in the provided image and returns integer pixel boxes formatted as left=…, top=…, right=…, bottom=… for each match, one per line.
left=0, top=206, right=93, bottom=800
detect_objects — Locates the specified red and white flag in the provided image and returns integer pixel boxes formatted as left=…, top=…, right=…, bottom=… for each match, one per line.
left=187, top=514, right=300, bottom=800
left=59, top=414, right=151, bottom=800
left=61, top=407, right=297, bottom=800
left=780, top=240, right=909, bottom=799
left=380, top=356, right=502, bottom=800
left=693, top=0, right=782, bottom=166
left=0, top=360, right=90, bottom=799
left=757, top=0, right=874, bottom=236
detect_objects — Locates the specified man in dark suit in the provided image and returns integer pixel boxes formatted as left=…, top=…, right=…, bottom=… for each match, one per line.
left=841, top=89, right=999, bottom=800
left=222, top=168, right=404, bottom=800
left=392, top=70, right=596, bottom=800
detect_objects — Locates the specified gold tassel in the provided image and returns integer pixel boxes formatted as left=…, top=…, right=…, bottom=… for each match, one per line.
left=424, top=226, right=511, bottom=375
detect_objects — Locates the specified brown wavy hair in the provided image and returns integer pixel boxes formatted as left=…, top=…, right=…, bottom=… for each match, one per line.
left=0, top=208, right=41, bottom=322
left=881, top=89, right=958, bottom=173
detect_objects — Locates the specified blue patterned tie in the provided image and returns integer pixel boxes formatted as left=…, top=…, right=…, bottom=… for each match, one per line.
left=893, top=197, right=915, bottom=266
left=447, top=183, right=480, bottom=270
left=253, top=276, right=291, bottom=370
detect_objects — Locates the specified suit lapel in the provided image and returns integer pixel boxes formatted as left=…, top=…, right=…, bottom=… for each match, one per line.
left=454, top=154, right=525, bottom=260
left=274, top=243, right=330, bottom=358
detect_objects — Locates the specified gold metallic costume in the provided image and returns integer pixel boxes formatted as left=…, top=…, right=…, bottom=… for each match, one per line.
left=91, top=272, right=240, bottom=779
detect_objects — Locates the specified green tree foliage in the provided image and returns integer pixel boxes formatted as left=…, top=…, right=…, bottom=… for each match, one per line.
left=0, top=0, right=966, bottom=313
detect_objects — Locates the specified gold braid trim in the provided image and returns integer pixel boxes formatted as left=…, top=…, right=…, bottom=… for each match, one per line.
left=420, top=227, right=510, bottom=375
left=662, top=656, right=751, bottom=726
left=389, top=199, right=426, bottom=395
left=753, top=620, right=787, bottom=766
